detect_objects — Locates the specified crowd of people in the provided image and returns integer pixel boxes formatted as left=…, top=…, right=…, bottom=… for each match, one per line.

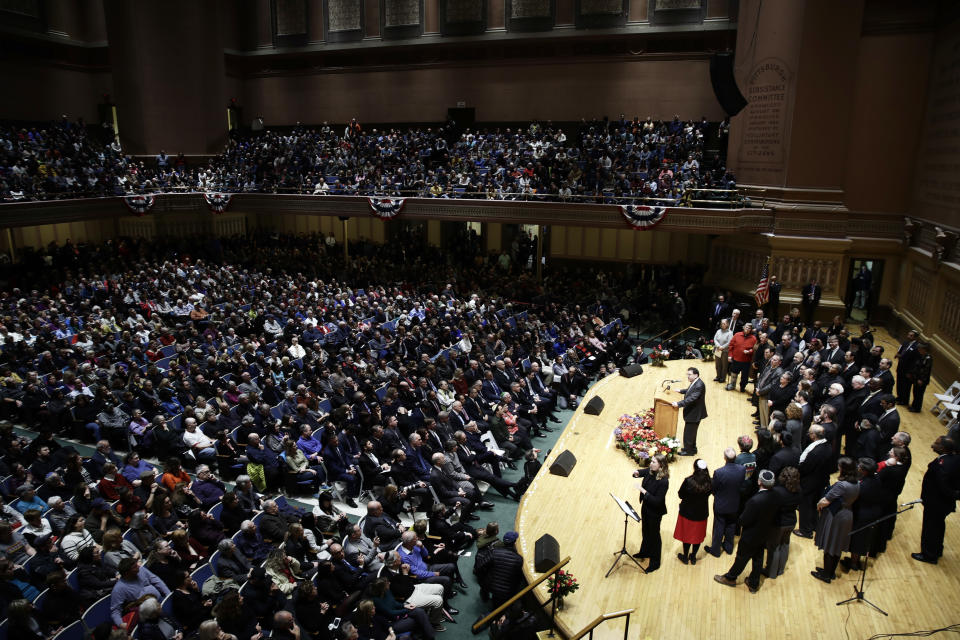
left=0, top=115, right=736, bottom=206
left=0, top=229, right=954, bottom=637
left=625, top=310, right=958, bottom=595
left=0, top=232, right=676, bottom=640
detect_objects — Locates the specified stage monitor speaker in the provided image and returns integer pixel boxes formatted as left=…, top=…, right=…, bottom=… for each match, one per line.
left=549, top=450, right=577, bottom=477
left=534, top=534, right=560, bottom=572
left=710, top=53, right=748, bottom=117
left=584, top=396, right=605, bottom=415
left=620, top=363, right=644, bottom=378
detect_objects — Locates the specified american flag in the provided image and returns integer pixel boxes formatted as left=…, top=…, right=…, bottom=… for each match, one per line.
left=755, top=260, right=770, bottom=307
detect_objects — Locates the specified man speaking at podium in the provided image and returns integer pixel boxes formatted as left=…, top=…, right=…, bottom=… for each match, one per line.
left=673, top=367, right=707, bottom=456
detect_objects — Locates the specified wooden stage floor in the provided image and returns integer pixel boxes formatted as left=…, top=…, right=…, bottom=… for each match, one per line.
left=516, top=337, right=960, bottom=639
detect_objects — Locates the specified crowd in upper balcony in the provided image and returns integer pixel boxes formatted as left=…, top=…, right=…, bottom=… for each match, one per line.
left=0, top=115, right=736, bottom=205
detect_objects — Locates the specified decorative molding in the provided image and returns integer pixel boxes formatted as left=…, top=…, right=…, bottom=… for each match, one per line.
left=0, top=194, right=909, bottom=241
left=770, top=256, right=841, bottom=294
left=323, top=0, right=364, bottom=43
left=380, top=0, right=424, bottom=40
left=904, top=216, right=917, bottom=247
left=647, top=0, right=706, bottom=26
left=271, top=0, right=309, bottom=47
left=575, top=0, right=628, bottom=29
left=907, top=265, right=933, bottom=318
left=506, top=0, right=556, bottom=32
left=941, top=287, right=960, bottom=346
left=934, top=226, right=958, bottom=267
left=439, top=0, right=487, bottom=36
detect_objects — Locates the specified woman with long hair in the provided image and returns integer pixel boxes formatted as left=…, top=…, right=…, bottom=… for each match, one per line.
left=351, top=598, right=394, bottom=640
left=812, top=456, right=860, bottom=583
left=631, top=453, right=670, bottom=572
left=213, top=590, right=261, bottom=640
left=169, top=529, right=201, bottom=570
left=765, top=466, right=801, bottom=578
left=673, top=458, right=711, bottom=565
left=263, top=547, right=303, bottom=595
left=101, top=527, right=142, bottom=572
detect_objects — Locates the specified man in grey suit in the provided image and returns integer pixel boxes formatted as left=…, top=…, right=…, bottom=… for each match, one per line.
left=344, top=523, right=385, bottom=572
left=673, top=367, right=707, bottom=456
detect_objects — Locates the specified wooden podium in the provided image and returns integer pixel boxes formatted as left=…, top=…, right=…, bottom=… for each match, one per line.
left=654, top=389, right=682, bottom=438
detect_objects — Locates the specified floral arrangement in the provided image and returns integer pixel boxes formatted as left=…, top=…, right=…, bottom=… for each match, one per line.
left=700, top=340, right=715, bottom=361
left=649, top=344, right=668, bottom=366
left=547, top=569, right=580, bottom=600
left=614, top=410, right=681, bottom=465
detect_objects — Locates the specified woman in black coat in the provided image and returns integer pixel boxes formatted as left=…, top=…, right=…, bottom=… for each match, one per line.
left=672, top=459, right=712, bottom=565
left=875, top=446, right=910, bottom=553
left=845, top=457, right=885, bottom=570
left=632, top=453, right=670, bottom=572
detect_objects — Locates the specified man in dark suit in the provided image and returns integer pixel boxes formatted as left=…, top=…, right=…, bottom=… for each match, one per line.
left=706, top=448, right=745, bottom=557
left=895, top=330, right=919, bottom=405
left=709, top=295, right=730, bottom=330
left=362, top=501, right=405, bottom=551
left=795, top=425, right=833, bottom=537
left=714, top=469, right=780, bottom=593
left=801, top=279, right=822, bottom=324
left=673, top=367, right=707, bottom=456
left=912, top=436, right=960, bottom=564
left=876, top=358, right=895, bottom=395
left=877, top=395, right=900, bottom=442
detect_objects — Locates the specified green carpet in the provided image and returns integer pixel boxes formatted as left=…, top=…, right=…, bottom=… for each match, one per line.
left=444, top=407, right=572, bottom=639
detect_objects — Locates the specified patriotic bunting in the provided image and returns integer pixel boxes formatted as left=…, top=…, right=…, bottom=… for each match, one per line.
left=123, top=194, right=155, bottom=216
left=204, top=192, right=233, bottom=214
left=619, top=205, right=667, bottom=230
left=368, top=197, right=406, bottom=219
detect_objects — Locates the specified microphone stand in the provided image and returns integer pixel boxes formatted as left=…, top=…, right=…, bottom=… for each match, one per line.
left=836, top=504, right=916, bottom=615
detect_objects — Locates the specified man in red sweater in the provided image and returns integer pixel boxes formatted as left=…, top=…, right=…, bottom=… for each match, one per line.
left=726, top=323, right=758, bottom=392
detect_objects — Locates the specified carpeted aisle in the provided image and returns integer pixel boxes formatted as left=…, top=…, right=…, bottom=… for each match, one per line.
left=445, top=406, right=574, bottom=639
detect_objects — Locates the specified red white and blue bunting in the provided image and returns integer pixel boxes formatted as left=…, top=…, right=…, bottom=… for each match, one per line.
left=619, top=205, right=667, bottom=230
left=204, top=192, right=233, bottom=214
left=368, top=197, right=406, bottom=219
left=123, top=195, right=155, bottom=216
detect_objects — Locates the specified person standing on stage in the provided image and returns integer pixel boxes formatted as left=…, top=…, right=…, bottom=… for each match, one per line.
left=631, top=454, right=670, bottom=573
left=894, top=330, right=919, bottom=406
left=714, top=469, right=779, bottom=593
left=912, top=436, right=960, bottom=565
left=726, top=324, right=757, bottom=392
left=713, top=319, right=733, bottom=383
left=673, top=367, right=707, bottom=456
left=673, top=459, right=712, bottom=565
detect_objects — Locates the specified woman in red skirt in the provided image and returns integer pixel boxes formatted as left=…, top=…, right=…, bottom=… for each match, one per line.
left=673, top=459, right=712, bottom=564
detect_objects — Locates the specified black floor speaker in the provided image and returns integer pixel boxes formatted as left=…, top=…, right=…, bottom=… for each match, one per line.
left=549, top=450, right=577, bottom=477
left=620, top=363, right=644, bottom=378
left=584, top=396, right=605, bottom=415
left=534, top=533, right=560, bottom=572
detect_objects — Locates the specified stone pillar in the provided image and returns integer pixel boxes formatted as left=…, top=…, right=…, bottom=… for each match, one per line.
left=103, top=0, right=227, bottom=154
left=727, top=0, right=864, bottom=205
